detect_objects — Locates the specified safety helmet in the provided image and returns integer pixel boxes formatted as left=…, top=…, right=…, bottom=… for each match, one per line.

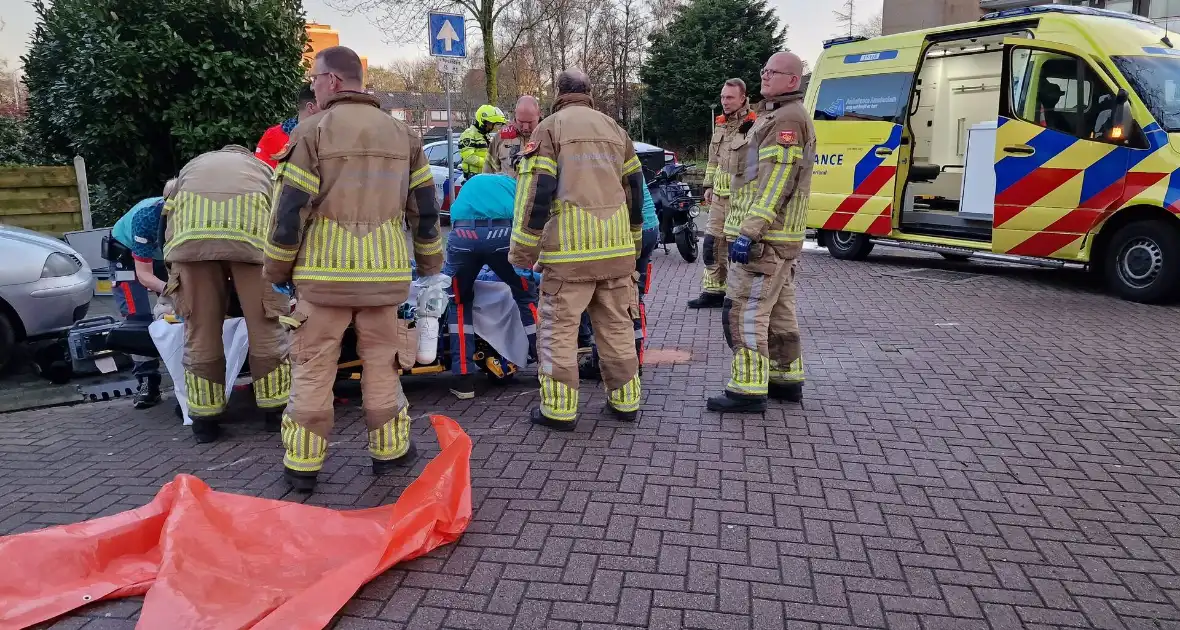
left=475, top=104, right=507, bottom=128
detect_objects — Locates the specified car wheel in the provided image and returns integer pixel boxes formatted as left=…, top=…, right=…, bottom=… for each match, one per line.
left=824, top=230, right=875, bottom=260
left=0, top=312, right=15, bottom=374
left=1104, top=219, right=1180, bottom=303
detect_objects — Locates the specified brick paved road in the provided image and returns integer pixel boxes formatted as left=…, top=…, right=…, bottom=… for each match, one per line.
left=5, top=243, right=1180, bottom=630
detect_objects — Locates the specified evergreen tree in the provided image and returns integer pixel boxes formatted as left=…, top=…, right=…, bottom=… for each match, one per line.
left=23, top=0, right=308, bottom=226
left=639, top=0, right=787, bottom=152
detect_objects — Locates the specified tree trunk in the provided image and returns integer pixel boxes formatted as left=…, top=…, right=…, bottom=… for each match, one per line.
left=481, top=9, right=498, bottom=103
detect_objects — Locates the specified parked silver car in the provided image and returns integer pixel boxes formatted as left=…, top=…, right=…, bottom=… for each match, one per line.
left=0, top=225, right=93, bottom=370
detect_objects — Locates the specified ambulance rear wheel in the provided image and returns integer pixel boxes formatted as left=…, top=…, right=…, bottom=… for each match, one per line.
left=825, top=230, right=874, bottom=261
left=1105, top=219, right=1180, bottom=304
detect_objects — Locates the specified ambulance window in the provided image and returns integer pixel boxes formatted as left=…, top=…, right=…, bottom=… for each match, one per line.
left=812, top=73, right=913, bottom=123
left=1008, top=48, right=1115, bottom=140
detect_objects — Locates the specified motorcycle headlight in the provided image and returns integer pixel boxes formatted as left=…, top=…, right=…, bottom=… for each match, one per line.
left=41, top=252, right=82, bottom=278
left=688, top=205, right=700, bottom=218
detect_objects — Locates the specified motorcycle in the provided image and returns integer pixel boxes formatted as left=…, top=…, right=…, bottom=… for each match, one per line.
left=649, top=163, right=701, bottom=263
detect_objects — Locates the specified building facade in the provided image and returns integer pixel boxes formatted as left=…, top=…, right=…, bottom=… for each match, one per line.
left=883, top=0, right=1179, bottom=34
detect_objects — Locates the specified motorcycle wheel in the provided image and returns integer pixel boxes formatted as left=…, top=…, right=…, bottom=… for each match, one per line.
left=674, top=228, right=698, bottom=263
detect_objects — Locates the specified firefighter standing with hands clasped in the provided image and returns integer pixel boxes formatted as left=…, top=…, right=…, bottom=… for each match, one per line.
left=708, top=51, right=812, bottom=413
left=484, top=95, right=542, bottom=178
left=264, top=46, right=444, bottom=492
left=689, top=78, right=756, bottom=309
left=510, top=70, right=647, bottom=430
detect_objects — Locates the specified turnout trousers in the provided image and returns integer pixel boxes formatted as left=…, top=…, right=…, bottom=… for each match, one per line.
left=282, top=301, right=413, bottom=474
left=445, top=219, right=538, bottom=374
left=537, top=274, right=642, bottom=424
left=701, top=196, right=731, bottom=295
left=722, top=248, right=804, bottom=397
left=168, top=260, right=290, bottom=418
left=580, top=226, right=657, bottom=365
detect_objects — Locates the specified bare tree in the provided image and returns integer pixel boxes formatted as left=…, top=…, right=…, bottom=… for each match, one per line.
left=856, top=11, right=882, bottom=38
left=832, top=0, right=857, bottom=38
left=327, top=0, right=551, bottom=103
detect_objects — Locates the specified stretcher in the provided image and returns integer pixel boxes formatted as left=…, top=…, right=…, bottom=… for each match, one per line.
left=129, top=275, right=530, bottom=424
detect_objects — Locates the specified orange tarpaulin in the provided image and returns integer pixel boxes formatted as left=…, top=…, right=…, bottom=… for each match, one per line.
left=0, top=415, right=472, bottom=630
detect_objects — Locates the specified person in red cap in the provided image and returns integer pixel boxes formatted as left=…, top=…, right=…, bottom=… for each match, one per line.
left=255, top=84, right=318, bottom=168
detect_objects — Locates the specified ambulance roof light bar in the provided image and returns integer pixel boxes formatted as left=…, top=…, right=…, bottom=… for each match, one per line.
left=979, top=4, right=1154, bottom=24
left=822, top=35, right=869, bottom=49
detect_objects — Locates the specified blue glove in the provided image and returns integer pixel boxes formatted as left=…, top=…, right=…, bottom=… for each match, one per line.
left=729, top=236, right=753, bottom=264
left=272, top=282, right=294, bottom=296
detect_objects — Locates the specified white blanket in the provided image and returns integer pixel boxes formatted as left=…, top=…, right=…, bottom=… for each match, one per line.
left=151, top=281, right=528, bottom=425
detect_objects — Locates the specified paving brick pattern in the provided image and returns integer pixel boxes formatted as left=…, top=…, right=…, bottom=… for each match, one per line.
left=5, top=245, right=1180, bottom=629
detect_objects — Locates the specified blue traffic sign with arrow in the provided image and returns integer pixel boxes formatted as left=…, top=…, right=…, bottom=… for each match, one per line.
left=428, top=13, right=466, bottom=58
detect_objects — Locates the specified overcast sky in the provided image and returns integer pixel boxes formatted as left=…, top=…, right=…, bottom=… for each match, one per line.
left=0, top=0, right=884, bottom=74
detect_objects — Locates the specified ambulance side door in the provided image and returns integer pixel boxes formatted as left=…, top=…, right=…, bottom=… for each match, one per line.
left=994, top=39, right=1128, bottom=259
left=808, top=65, right=911, bottom=237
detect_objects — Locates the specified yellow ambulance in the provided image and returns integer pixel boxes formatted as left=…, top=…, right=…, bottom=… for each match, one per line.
left=806, top=5, right=1180, bottom=302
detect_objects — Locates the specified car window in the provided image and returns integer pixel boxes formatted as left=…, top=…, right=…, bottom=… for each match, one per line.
left=424, top=144, right=446, bottom=165
left=813, top=72, right=913, bottom=123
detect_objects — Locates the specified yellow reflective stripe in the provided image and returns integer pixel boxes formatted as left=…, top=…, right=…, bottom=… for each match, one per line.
left=533, top=156, right=558, bottom=175
left=539, top=375, right=578, bottom=421
left=294, top=217, right=411, bottom=280
left=184, top=370, right=227, bottom=415
left=758, top=146, right=786, bottom=162
left=770, top=356, right=805, bottom=384
left=410, top=165, right=433, bottom=189
left=265, top=241, right=298, bottom=262
left=165, top=191, right=271, bottom=254
left=727, top=347, right=769, bottom=395
left=513, top=230, right=541, bottom=247
left=415, top=237, right=444, bottom=256
left=278, top=315, right=302, bottom=329
left=275, top=162, right=320, bottom=195
left=254, top=361, right=291, bottom=408
left=282, top=415, right=327, bottom=472
left=293, top=269, right=412, bottom=282
left=369, top=409, right=411, bottom=460
left=622, top=156, right=641, bottom=176
left=539, top=244, right=634, bottom=264
left=607, top=373, right=642, bottom=412
left=762, top=229, right=807, bottom=243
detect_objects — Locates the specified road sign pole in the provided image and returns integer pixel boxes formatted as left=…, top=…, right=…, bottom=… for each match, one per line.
left=428, top=11, right=466, bottom=206
left=446, top=74, right=454, bottom=206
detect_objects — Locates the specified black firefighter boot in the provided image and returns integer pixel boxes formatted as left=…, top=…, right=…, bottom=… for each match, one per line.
left=530, top=408, right=576, bottom=432
left=372, top=442, right=419, bottom=476
left=707, top=390, right=768, bottom=413
left=687, top=292, right=725, bottom=309
left=263, top=407, right=284, bottom=433
left=190, top=415, right=224, bottom=444
left=284, top=468, right=318, bottom=493
left=769, top=381, right=803, bottom=403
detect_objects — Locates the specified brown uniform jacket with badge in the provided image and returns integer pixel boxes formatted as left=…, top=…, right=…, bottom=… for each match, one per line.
left=483, top=123, right=530, bottom=178
left=704, top=103, right=755, bottom=199
left=263, top=91, right=443, bottom=308
left=723, top=92, right=816, bottom=260
left=162, top=145, right=274, bottom=265
left=509, top=93, right=645, bottom=283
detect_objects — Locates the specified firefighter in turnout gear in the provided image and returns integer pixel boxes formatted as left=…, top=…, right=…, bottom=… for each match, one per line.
left=160, top=146, right=290, bottom=443
left=263, top=46, right=444, bottom=493
left=707, top=52, right=812, bottom=414
left=510, top=70, right=646, bottom=430
left=484, top=95, right=541, bottom=178
left=689, top=78, right=756, bottom=309
left=459, top=104, right=508, bottom=178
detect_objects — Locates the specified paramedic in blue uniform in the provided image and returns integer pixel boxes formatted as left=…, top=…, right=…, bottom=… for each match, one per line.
left=107, top=180, right=175, bottom=408
left=579, top=172, right=659, bottom=378
left=445, top=173, right=539, bottom=399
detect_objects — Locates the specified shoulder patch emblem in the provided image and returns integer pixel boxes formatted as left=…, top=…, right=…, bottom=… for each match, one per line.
left=522, top=141, right=538, bottom=155
left=778, top=130, right=797, bottom=146
left=715, top=114, right=726, bottom=124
